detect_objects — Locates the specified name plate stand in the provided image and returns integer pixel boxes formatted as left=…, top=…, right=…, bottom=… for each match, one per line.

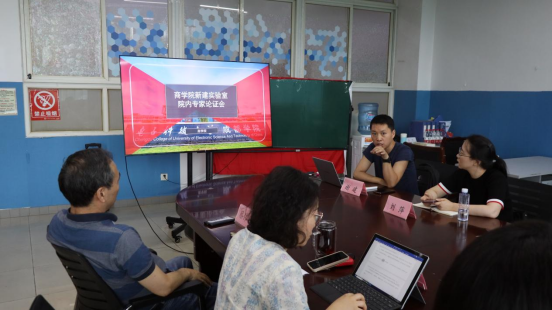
left=340, top=178, right=367, bottom=196
left=417, top=274, right=427, bottom=290
left=235, top=204, right=252, bottom=228
left=383, top=195, right=416, bottom=220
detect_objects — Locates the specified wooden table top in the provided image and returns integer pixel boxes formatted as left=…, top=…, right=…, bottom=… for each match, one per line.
left=176, top=175, right=506, bottom=309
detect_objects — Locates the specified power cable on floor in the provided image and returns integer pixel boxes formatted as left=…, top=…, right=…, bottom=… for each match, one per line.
left=124, top=156, right=193, bottom=255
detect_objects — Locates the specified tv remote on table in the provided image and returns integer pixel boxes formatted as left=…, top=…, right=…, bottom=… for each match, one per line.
left=204, top=216, right=235, bottom=228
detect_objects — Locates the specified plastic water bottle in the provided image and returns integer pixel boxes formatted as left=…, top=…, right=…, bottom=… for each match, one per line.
left=458, top=188, right=470, bottom=221
left=423, top=125, right=428, bottom=143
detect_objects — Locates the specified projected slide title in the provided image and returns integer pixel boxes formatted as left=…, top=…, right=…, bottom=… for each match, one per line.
left=166, top=85, right=237, bottom=118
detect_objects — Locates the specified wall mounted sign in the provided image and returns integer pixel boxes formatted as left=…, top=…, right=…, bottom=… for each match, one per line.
left=0, top=88, right=17, bottom=116
left=29, top=89, right=60, bottom=121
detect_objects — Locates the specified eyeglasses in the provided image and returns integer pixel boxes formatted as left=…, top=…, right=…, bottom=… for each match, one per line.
left=314, top=211, right=324, bottom=227
left=458, top=147, right=470, bottom=157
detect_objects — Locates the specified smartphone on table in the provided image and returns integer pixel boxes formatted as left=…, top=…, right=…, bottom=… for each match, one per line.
left=373, top=187, right=395, bottom=195
left=307, top=251, right=349, bottom=273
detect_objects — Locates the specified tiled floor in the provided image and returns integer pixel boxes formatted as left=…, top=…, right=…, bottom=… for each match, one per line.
left=0, top=203, right=196, bottom=310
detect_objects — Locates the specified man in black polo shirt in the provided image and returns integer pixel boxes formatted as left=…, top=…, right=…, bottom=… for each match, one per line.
left=353, top=115, right=419, bottom=195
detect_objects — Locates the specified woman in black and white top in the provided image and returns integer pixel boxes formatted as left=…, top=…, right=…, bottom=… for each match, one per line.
left=421, top=135, right=510, bottom=220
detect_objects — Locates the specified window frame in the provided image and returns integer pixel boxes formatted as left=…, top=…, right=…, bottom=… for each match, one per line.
left=304, top=0, right=396, bottom=86
left=19, top=0, right=396, bottom=138
left=20, top=0, right=113, bottom=85
left=239, top=0, right=296, bottom=77
left=23, top=82, right=123, bottom=137
left=303, top=0, right=397, bottom=115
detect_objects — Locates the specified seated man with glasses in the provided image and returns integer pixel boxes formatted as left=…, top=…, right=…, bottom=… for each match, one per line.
left=215, top=166, right=367, bottom=310
left=421, top=135, right=510, bottom=220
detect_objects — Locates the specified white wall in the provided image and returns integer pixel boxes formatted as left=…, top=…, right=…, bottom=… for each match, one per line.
left=0, top=0, right=23, bottom=82
left=393, top=0, right=422, bottom=90
left=431, top=0, right=552, bottom=91
left=416, top=0, right=436, bottom=91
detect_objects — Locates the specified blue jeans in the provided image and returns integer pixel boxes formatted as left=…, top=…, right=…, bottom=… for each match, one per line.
left=162, top=256, right=217, bottom=310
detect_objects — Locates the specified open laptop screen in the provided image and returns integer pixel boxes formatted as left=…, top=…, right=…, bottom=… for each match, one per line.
left=355, top=236, right=426, bottom=303
left=312, top=157, right=342, bottom=187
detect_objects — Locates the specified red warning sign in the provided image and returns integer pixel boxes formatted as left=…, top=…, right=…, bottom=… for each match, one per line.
left=29, top=89, right=60, bottom=121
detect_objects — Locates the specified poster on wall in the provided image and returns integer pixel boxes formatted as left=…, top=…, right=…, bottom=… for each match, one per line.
left=29, top=89, right=60, bottom=121
left=0, top=88, right=17, bottom=116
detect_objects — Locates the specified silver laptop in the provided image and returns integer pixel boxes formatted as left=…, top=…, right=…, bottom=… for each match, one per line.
left=313, top=157, right=344, bottom=187
left=311, top=234, right=429, bottom=310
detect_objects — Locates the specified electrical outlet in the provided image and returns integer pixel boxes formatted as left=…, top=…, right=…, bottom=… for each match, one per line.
left=160, top=173, right=168, bottom=181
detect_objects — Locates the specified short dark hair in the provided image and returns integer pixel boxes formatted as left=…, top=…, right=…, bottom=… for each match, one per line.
left=435, top=220, right=552, bottom=310
left=370, top=114, right=395, bottom=131
left=58, top=148, right=115, bottom=207
left=248, top=166, right=319, bottom=249
left=466, top=134, right=508, bottom=176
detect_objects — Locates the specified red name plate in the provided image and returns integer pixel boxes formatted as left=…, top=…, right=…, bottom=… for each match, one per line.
left=409, top=204, right=417, bottom=219
left=417, top=274, right=427, bottom=290
left=235, top=204, right=252, bottom=228
left=340, top=177, right=367, bottom=196
left=383, top=195, right=416, bottom=220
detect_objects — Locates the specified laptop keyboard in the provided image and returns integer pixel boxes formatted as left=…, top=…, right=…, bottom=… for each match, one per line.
left=329, top=275, right=399, bottom=310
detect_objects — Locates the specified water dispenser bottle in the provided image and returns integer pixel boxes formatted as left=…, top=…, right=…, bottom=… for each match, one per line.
left=358, top=103, right=379, bottom=135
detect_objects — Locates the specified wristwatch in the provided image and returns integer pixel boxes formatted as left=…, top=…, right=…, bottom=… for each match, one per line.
left=382, top=157, right=391, bottom=163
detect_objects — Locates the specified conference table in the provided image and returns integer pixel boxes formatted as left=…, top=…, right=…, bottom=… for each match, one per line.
left=175, top=175, right=506, bottom=309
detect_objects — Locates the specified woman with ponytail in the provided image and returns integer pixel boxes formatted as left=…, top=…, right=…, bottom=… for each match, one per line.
left=421, top=135, right=510, bottom=220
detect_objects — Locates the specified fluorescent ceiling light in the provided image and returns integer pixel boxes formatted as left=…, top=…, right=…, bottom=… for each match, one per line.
left=124, top=0, right=166, bottom=4
left=114, top=15, right=154, bottom=20
left=200, top=4, right=246, bottom=13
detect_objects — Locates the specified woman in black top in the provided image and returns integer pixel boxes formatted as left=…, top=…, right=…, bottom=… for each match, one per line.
left=421, top=135, right=509, bottom=219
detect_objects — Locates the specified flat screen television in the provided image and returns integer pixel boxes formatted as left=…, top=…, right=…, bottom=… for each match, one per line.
left=120, top=56, right=271, bottom=155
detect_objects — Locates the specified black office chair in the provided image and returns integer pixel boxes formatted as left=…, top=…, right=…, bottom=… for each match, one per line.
left=416, top=159, right=458, bottom=183
left=51, top=243, right=207, bottom=310
left=404, top=142, right=446, bottom=163
left=415, top=159, right=459, bottom=194
left=414, top=160, right=440, bottom=194
left=166, top=216, right=187, bottom=243
left=441, top=137, right=466, bottom=166
left=508, top=178, right=552, bottom=222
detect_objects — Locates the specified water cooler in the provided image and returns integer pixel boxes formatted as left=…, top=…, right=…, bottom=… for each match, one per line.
left=350, top=135, right=375, bottom=176
left=347, top=103, right=377, bottom=177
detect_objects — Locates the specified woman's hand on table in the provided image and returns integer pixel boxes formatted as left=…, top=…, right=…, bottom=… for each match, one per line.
left=433, top=198, right=457, bottom=211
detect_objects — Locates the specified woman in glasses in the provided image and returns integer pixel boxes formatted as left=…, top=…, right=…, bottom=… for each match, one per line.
left=421, top=135, right=510, bottom=220
left=215, top=166, right=366, bottom=310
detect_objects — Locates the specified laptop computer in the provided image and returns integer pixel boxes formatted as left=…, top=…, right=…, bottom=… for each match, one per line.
left=313, top=157, right=344, bottom=187
left=311, top=234, right=429, bottom=310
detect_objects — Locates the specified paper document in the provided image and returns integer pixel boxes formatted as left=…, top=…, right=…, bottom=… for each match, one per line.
left=413, top=202, right=458, bottom=217
left=302, top=269, right=310, bottom=276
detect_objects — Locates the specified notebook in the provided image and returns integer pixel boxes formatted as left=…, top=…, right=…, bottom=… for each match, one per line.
left=413, top=202, right=458, bottom=217
left=311, top=234, right=429, bottom=310
left=313, top=157, right=344, bottom=187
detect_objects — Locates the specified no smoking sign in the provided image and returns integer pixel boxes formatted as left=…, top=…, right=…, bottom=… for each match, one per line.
left=29, top=89, right=60, bottom=121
